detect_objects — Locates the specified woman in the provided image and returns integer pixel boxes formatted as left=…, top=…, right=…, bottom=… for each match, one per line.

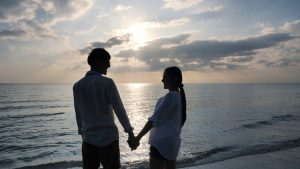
left=130, top=66, right=186, bottom=169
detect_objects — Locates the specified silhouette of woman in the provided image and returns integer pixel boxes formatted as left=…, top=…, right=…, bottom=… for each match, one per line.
left=130, top=66, right=186, bottom=169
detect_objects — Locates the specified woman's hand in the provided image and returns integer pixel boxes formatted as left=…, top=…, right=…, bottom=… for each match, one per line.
left=127, top=136, right=140, bottom=151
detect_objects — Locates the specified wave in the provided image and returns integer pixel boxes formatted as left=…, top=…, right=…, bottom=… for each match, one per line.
left=241, top=114, right=299, bottom=129
left=15, top=161, right=82, bottom=169
left=18, top=151, right=54, bottom=162
left=0, top=99, right=60, bottom=104
left=176, top=137, right=300, bottom=168
left=0, top=112, right=65, bottom=120
left=0, top=105, right=69, bottom=111
left=0, top=112, right=65, bottom=121
left=0, top=143, right=60, bottom=154
left=14, top=137, right=300, bottom=169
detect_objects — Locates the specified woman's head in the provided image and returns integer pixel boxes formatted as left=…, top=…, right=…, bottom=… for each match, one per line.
left=163, top=66, right=186, bottom=127
left=162, top=66, right=183, bottom=90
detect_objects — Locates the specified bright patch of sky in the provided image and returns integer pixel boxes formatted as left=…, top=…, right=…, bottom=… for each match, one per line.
left=0, top=0, right=300, bottom=83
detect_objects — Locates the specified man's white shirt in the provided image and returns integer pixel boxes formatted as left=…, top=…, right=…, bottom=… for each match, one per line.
left=73, top=71, right=132, bottom=146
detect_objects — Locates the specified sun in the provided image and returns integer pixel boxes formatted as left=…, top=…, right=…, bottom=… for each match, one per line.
left=127, top=23, right=149, bottom=48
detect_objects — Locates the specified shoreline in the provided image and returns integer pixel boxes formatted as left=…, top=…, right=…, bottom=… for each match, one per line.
left=183, top=146, right=300, bottom=169
left=15, top=146, right=300, bottom=169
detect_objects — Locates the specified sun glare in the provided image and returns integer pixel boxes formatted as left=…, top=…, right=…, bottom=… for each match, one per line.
left=127, top=83, right=148, bottom=89
left=128, top=24, right=149, bottom=48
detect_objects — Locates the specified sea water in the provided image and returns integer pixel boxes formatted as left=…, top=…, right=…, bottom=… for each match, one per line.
left=0, top=83, right=299, bottom=169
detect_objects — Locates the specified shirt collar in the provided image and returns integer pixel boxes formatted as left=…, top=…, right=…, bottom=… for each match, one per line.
left=85, top=70, right=102, bottom=76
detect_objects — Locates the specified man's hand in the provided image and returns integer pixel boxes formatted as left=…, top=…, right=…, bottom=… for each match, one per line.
left=127, top=131, right=139, bottom=150
left=127, top=136, right=140, bottom=151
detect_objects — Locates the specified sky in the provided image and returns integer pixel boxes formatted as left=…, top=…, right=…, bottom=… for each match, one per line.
left=0, top=0, right=300, bottom=83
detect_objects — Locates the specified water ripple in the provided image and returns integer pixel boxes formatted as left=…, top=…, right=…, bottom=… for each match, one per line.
left=0, top=112, right=65, bottom=120
left=0, top=105, right=69, bottom=112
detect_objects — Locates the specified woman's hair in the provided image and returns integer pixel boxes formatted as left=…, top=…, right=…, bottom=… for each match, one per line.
left=164, top=66, right=186, bottom=127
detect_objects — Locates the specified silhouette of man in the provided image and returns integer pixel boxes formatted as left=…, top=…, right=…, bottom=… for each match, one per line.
left=73, top=48, right=135, bottom=169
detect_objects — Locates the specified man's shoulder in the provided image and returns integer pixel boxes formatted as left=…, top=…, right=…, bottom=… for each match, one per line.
left=73, top=78, right=83, bottom=89
left=94, top=75, right=114, bottom=84
left=73, top=74, right=115, bottom=88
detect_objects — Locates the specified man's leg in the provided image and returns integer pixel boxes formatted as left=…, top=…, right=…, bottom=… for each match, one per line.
left=82, top=141, right=101, bottom=169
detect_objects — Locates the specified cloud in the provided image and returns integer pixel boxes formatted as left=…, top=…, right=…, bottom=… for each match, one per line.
left=281, top=20, right=300, bottom=35
left=115, top=33, right=296, bottom=71
left=258, top=58, right=300, bottom=67
left=146, top=17, right=191, bottom=28
left=0, top=0, right=92, bottom=40
left=97, top=4, right=131, bottom=19
left=257, top=23, right=276, bottom=34
left=163, top=0, right=203, bottom=11
left=114, top=5, right=132, bottom=12
left=79, top=34, right=132, bottom=55
left=127, top=17, right=191, bottom=30
left=0, top=29, right=26, bottom=39
left=0, top=0, right=37, bottom=21
left=193, top=4, right=223, bottom=14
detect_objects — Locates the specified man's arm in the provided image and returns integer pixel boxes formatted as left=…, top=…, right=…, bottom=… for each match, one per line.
left=73, top=86, right=82, bottom=135
left=108, top=80, right=134, bottom=134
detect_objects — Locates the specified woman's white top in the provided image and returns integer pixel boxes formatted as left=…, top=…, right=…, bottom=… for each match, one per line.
left=148, top=91, right=182, bottom=160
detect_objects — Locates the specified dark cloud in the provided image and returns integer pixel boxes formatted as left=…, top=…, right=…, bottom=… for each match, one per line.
left=0, top=0, right=36, bottom=21
left=215, top=55, right=254, bottom=63
left=0, top=0, right=92, bottom=40
left=0, top=29, right=26, bottom=38
left=258, top=58, right=300, bottom=67
left=115, top=33, right=296, bottom=71
left=79, top=34, right=132, bottom=55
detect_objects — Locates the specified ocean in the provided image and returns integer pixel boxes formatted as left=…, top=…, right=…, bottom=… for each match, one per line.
left=0, top=83, right=299, bottom=169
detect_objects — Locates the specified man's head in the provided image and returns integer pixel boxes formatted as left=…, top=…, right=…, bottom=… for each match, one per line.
left=87, top=48, right=111, bottom=75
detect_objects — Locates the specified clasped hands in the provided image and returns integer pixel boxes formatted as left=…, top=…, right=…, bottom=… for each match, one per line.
left=127, top=133, right=140, bottom=151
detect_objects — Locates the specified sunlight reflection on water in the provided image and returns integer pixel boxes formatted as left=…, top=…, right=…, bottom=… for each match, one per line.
left=117, top=83, right=166, bottom=162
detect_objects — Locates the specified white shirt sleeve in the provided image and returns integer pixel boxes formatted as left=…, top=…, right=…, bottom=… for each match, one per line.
left=149, top=93, right=175, bottom=127
left=107, top=79, right=133, bottom=133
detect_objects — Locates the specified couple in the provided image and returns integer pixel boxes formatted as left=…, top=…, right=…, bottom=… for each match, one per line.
left=73, top=48, right=186, bottom=169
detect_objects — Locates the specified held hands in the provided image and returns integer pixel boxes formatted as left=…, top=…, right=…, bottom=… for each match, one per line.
left=127, top=132, right=140, bottom=151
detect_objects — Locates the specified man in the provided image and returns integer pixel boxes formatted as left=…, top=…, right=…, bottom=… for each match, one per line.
left=73, top=48, right=135, bottom=169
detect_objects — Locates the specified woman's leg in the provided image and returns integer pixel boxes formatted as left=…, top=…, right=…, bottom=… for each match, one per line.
left=150, top=156, right=166, bottom=169
left=165, top=160, right=176, bottom=169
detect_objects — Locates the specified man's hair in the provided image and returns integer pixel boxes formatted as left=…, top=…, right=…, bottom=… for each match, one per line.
left=87, top=48, right=111, bottom=67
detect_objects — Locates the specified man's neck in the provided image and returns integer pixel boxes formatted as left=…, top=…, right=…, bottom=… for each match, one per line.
left=90, top=69, right=102, bottom=74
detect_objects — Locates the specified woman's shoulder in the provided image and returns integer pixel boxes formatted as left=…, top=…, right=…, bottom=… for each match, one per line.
left=162, top=91, right=180, bottom=102
left=165, top=91, right=180, bottom=97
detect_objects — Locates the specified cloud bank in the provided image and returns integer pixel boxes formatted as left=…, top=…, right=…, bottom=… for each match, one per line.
left=0, top=0, right=92, bottom=39
left=114, top=33, right=296, bottom=71
left=78, top=34, right=132, bottom=55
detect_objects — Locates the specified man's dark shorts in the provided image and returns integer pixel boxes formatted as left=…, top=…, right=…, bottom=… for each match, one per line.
left=82, top=140, right=120, bottom=169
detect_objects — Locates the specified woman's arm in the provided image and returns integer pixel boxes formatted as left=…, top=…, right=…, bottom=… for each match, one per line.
left=128, top=120, right=153, bottom=150
left=136, top=120, right=153, bottom=141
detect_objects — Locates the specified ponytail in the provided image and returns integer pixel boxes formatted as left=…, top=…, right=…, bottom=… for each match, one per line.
left=164, top=66, right=187, bottom=127
left=179, top=84, right=186, bottom=127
